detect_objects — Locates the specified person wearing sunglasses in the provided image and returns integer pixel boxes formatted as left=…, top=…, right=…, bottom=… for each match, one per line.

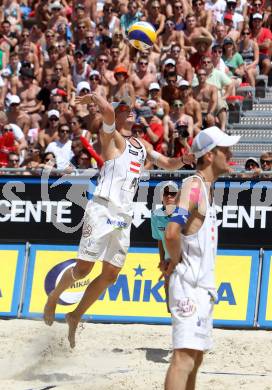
left=131, top=56, right=157, bottom=103
left=251, top=13, right=272, bottom=76
left=238, top=26, right=259, bottom=87
left=192, top=0, right=212, bottom=32
left=95, top=54, right=115, bottom=95
left=170, top=44, right=194, bottom=85
left=158, top=19, right=185, bottom=56
left=178, top=79, right=202, bottom=136
left=38, top=109, right=60, bottom=149
left=44, top=91, right=194, bottom=348
left=147, top=0, right=166, bottom=37
left=151, top=181, right=179, bottom=312
left=45, top=123, right=73, bottom=170
left=260, top=152, right=272, bottom=173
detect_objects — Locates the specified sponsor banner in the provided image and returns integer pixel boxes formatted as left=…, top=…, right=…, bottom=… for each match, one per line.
left=0, top=244, right=25, bottom=316
left=214, top=250, right=260, bottom=327
left=22, top=246, right=259, bottom=327
left=1, top=176, right=272, bottom=248
left=258, top=251, right=272, bottom=328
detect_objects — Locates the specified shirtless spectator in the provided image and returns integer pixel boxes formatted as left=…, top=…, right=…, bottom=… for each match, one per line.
left=200, top=55, right=234, bottom=131
left=48, top=92, right=73, bottom=125
left=169, top=44, right=194, bottom=84
left=82, top=100, right=103, bottom=139
left=158, top=19, right=184, bottom=56
left=42, top=45, right=60, bottom=83
left=71, top=3, right=94, bottom=40
left=38, top=109, right=60, bottom=149
left=183, top=13, right=213, bottom=56
left=95, top=53, right=115, bottom=96
left=146, top=1, right=166, bottom=37
left=131, top=56, right=157, bottom=101
left=15, top=67, right=41, bottom=128
left=193, top=68, right=218, bottom=127
left=18, top=41, right=40, bottom=80
left=17, top=29, right=38, bottom=60
left=7, top=95, right=31, bottom=137
left=108, top=46, right=128, bottom=71
left=166, top=99, right=194, bottom=145
left=109, top=66, right=135, bottom=106
left=148, top=82, right=170, bottom=117
left=178, top=80, right=202, bottom=135
left=192, top=0, right=212, bottom=31
left=161, top=71, right=180, bottom=105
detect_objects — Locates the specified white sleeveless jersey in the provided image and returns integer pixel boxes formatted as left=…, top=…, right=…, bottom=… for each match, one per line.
left=178, top=175, right=218, bottom=291
left=94, top=138, right=146, bottom=213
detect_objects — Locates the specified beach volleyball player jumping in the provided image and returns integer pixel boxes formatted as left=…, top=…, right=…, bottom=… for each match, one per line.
left=44, top=92, right=193, bottom=348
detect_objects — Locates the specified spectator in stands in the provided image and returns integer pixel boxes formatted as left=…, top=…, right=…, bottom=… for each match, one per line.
left=221, top=0, right=244, bottom=32
left=45, top=123, right=74, bottom=170
left=161, top=71, right=180, bottom=105
left=38, top=109, right=60, bottom=149
left=7, top=95, right=31, bottom=137
left=245, top=157, right=260, bottom=172
left=120, top=1, right=142, bottom=35
left=192, top=0, right=212, bottom=31
left=193, top=68, right=218, bottom=127
left=251, top=13, right=272, bottom=75
left=7, top=151, right=20, bottom=170
left=211, top=44, right=229, bottom=73
left=148, top=82, right=170, bottom=117
left=260, top=152, right=272, bottom=172
left=238, top=26, right=259, bottom=87
left=222, top=37, right=245, bottom=87
left=137, top=105, right=164, bottom=152
left=178, top=79, right=202, bottom=135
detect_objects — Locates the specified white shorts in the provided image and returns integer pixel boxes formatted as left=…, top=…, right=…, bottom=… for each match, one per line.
left=77, top=200, right=132, bottom=268
left=169, top=268, right=214, bottom=352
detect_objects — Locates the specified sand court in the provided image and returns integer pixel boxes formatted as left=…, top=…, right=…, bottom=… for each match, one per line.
left=0, top=319, right=271, bottom=390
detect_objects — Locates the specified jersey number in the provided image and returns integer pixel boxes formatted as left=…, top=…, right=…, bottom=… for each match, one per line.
left=122, top=171, right=140, bottom=193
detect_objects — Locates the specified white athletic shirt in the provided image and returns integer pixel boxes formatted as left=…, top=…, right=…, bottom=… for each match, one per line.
left=94, top=138, right=146, bottom=214
left=178, top=175, right=218, bottom=292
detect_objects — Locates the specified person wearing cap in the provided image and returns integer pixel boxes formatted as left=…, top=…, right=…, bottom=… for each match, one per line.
left=222, top=37, right=245, bottom=85
left=38, top=109, right=60, bottom=149
left=178, top=79, right=202, bottom=135
left=88, top=70, right=107, bottom=99
left=44, top=91, right=194, bottom=348
left=109, top=66, right=135, bottom=106
left=251, top=13, right=272, bottom=75
left=48, top=1, right=68, bottom=32
left=164, top=126, right=240, bottom=390
left=151, top=181, right=179, bottom=312
left=221, top=0, right=244, bottom=32
left=7, top=95, right=31, bottom=137
left=71, top=49, right=92, bottom=86
left=148, top=81, right=170, bottom=117
left=244, top=157, right=261, bottom=172
left=190, top=34, right=213, bottom=69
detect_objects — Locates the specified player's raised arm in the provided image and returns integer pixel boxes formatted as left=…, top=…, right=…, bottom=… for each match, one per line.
left=75, top=92, right=115, bottom=134
left=145, top=143, right=195, bottom=170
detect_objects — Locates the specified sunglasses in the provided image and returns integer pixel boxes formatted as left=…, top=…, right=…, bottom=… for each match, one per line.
left=139, top=61, right=148, bottom=65
left=55, top=67, right=62, bottom=70
left=80, top=88, right=90, bottom=93
left=53, top=101, right=62, bottom=104
left=174, top=5, right=182, bottom=9
left=254, top=3, right=262, bottom=5
left=261, top=159, right=272, bottom=164
left=22, top=34, right=29, bottom=37
left=59, top=129, right=70, bottom=133
left=173, top=103, right=183, bottom=107
left=78, top=26, right=86, bottom=29
left=86, top=36, right=94, bottom=39
left=202, top=60, right=211, bottom=64
left=242, top=32, right=250, bottom=35
left=99, top=58, right=108, bottom=62
left=90, top=76, right=99, bottom=81
left=46, top=35, right=54, bottom=37
left=172, top=49, right=180, bottom=53
left=213, top=49, right=223, bottom=53
left=9, top=159, right=19, bottom=163
left=163, top=191, right=177, bottom=196
left=49, top=117, right=59, bottom=121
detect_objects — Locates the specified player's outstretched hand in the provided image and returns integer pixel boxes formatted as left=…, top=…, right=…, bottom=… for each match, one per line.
left=183, top=153, right=195, bottom=166
left=75, top=94, right=95, bottom=106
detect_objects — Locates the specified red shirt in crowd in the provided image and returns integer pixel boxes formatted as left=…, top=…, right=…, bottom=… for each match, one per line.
left=144, top=122, right=164, bottom=152
left=254, top=27, right=272, bottom=55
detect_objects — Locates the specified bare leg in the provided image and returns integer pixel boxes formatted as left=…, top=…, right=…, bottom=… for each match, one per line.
left=165, top=349, right=197, bottom=390
left=186, top=352, right=203, bottom=390
left=66, top=261, right=121, bottom=348
left=217, top=109, right=227, bottom=131
left=43, top=259, right=94, bottom=326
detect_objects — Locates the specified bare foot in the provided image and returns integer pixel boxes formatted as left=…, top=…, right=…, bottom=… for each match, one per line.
left=43, top=294, right=57, bottom=326
left=66, top=313, right=79, bottom=348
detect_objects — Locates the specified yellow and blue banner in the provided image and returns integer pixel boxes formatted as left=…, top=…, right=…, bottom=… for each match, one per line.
left=22, top=245, right=260, bottom=327
left=0, top=244, right=26, bottom=316
left=258, top=251, right=272, bottom=328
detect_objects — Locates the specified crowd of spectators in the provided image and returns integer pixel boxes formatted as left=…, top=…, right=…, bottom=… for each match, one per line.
left=0, top=0, right=271, bottom=174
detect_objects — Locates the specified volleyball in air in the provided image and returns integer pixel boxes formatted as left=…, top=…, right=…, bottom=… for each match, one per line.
left=127, top=21, right=157, bottom=51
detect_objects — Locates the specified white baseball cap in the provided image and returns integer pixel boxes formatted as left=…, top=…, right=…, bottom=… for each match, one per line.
left=89, top=70, right=100, bottom=78
left=149, top=82, right=160, bottom=91
left=164, top=58, right=176, bottom=66
left=177, top=79, right=190, bottom=88
left=48, top=109, right=60, bottom=119
left=49, top=1, right=63, bottom=10
left=191, top=126, right=240, bottom=159
left=252, top=13, right=263, bottom=20
left=76, top=81, right=91, bottom=94
left=9, top=95, right=21, bottom=104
